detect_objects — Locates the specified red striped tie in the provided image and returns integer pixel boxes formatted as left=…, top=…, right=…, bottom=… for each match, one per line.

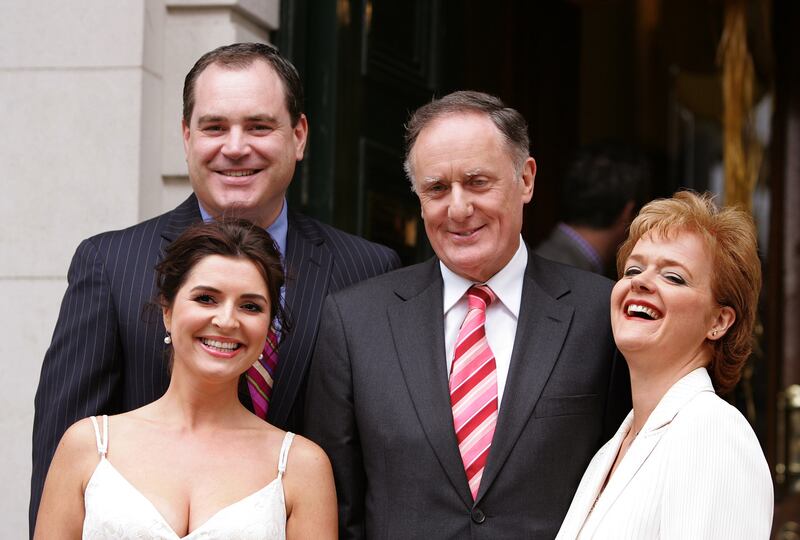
left=246, top=326, right=279, bottom=419
left=450, top=284, right=498, bottom=500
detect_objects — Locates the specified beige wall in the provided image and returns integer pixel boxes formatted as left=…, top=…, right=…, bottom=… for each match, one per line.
left=0, top=0, right=278, bottom=535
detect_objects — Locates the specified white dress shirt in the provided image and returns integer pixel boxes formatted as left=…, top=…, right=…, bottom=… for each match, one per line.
left=441, top=237, right=527, bottom=407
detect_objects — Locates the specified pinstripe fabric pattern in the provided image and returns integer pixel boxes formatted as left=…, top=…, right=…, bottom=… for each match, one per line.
left=29, top=194, right=400, bottom=536
left=556, top=368, right=773, bottom=540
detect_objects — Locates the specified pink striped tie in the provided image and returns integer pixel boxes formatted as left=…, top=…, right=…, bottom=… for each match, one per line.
left=450, top=284, right=498, bottom=500
left=246, top=326, right=279, bottom=419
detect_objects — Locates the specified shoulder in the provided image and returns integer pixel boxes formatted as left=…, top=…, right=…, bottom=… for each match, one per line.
left=58, top=417, right=97, bottom=453
left=329, top=258, right=433, bottom=304
left=665, top=392, right=769, bottom=477
left=281, top=434, right=333, bottom=487
left=529, top=251, right=612, bottom=294
left=289, top=212, right=400, bottom=266
left=526, top=252, right=614, bottom=328
left=68, top=198, right=198, bottom=275
left=87, top=202, right=191, bottom=246
left=53, top=417, right=102, bottom=478
left=670, top=392, right=760, bottom=445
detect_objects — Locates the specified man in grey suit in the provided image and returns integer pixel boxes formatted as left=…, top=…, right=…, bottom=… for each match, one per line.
left=305, top=91, right=630, bottom=539
left=30, top=42, right=400, bottom=535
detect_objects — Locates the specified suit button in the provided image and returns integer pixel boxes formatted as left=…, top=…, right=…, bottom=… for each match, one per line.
left=471, top=508, right=486, bottom=524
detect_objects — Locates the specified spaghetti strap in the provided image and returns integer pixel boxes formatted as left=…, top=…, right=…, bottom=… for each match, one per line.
left=89, top=415, right=109, bottom=457
left=277, top=432, right=295, bottom=480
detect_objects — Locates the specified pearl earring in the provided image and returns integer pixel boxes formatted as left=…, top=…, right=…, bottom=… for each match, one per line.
left=164, top=334, right=172, bottom=344
left=258, top=353, right=264, bottom=361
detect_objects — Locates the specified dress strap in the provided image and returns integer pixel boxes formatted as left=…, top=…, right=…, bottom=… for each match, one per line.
left=277, top=432, right=295, bottom=480
left=89, top=415, right=109, bottom=457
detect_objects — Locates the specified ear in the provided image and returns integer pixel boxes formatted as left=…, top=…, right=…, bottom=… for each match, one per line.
left=707, top=306, right=736, bottom=341
left=162, top=303, right=173, bottom=335
left=293, top=113, right=309, bottom=160
left=617, top=201, right=636, bottom=227
left=182, top=118, right=191, bottom=156
left=520, top=157, right=536, bottom=203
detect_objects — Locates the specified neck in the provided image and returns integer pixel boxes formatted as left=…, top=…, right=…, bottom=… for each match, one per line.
left=150, top=366, right=249, bottom=430
left=566, top=224, right=617, bottom=265
left=626, top=348, right=710, bottom=435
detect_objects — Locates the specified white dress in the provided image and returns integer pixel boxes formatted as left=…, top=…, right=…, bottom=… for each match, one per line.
left=82, top=415, right=293, bottom=539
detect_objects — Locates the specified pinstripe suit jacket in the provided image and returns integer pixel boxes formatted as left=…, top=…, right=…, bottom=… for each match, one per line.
left=556, top=368, right=773, bottom=540
left=29, top=194, right=400, bottom=533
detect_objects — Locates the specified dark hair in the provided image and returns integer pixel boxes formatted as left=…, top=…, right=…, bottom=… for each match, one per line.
left=403, top=90, right=530, bottom=188
left=562, top=143, right=652, bottom=229
left=182, top=42, right=304, bottom=126
left=617, top=191, right=761, bottom=394
left=155, top=218, right=288, bottom=336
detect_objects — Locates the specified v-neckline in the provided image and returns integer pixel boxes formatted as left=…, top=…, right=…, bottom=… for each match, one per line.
left=89, top=457, right=281, bottom=538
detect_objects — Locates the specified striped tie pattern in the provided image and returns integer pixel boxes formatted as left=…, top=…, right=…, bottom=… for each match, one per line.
left=246, top=327, right=279, bottom=419
left=450, top=284, right=499, bottom=500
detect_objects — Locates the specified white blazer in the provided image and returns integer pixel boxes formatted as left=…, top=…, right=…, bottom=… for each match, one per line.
left=556, top=368, right=773, bottom=539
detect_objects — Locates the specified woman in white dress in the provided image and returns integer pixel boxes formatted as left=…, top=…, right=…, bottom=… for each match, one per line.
left=35, top=219, right=337, bottom=539
left=556, top=191, right=773, bottom=539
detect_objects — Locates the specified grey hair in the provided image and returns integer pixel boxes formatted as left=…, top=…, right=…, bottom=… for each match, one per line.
left=403, top=90, right=530, bottom=191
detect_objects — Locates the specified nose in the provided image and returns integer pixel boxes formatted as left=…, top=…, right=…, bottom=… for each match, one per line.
left=221, top=127, right=251, bottom=160
left=447, top=184, right=473, bottom=222
left=630, top=271, right=653, bottom=293
left=212, top=303, right=239, bottom=330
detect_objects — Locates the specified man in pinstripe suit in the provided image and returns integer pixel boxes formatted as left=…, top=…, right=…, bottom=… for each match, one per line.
left=29, top=42, right=400, bottom=534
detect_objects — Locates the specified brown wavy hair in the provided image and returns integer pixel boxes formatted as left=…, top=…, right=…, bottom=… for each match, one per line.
left=616, top=191, right=761, bottom=394
left=155, top=218, right=288, bottom=336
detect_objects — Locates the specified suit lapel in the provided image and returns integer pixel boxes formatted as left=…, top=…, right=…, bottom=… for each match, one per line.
left=556, top=413, right=633, bottom=539
left=580, top=369, right=714, bottom=532
left=387, top=260, right=474, bottom=508
left=477, top=255, right=575, bottom=501
left=267, top=212, right=333, bottom=428
left=160, top=194, right=202, bottom=245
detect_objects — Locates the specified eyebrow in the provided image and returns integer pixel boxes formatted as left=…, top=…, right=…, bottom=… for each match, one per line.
left=420, top=168, right=485, bottom=185
left=190, top=285, right=269, bottom=303
left=627, top=254, right=693, bottom=276
left=420, top=176, right=444, bottom=185
left=195, top=114, right=278, bottom=124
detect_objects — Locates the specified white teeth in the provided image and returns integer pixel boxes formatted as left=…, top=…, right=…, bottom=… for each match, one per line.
left=626, top=304, right=661, bottom=320
left=222, top=170, right=255, bottom=177
left=201, top=338, right=240, bottom=351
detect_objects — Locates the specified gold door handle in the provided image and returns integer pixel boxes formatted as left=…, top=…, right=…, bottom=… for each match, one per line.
left=780, top=385, right=800, bottom=493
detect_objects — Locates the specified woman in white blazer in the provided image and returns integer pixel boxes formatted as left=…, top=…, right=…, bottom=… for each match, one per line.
left=556, top=191, right=773, bottom=539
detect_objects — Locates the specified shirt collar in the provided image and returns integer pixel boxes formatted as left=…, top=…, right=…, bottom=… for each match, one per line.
left=197, top=199, right=289, bottom=259
left=441, top=236, right=528, bottom=317
left=558, top=222, right=603, bottom=273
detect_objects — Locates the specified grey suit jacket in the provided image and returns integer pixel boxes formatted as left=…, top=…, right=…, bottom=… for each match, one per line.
left=534, top=225, right=598, bottom=273
left=305, top=249, right=630, bottom=539
left=30, top=194, right=400, bottom=535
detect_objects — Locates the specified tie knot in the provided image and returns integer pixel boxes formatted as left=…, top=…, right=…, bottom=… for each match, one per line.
left=467, top=285, right=495, bottom=310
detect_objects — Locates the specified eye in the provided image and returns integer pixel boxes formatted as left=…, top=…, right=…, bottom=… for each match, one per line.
left=426, top=182, right=448, bottom=194
left=623, top=266, right=642, bottom=277
left=250, top=124, right=273, bottom=133
left=201, top=125, right=225, bottom=134
left=241, top=302, right=265, bottom=313
left=664, top=273, right=686, bottom=285
left=469, top=177, right=489, bottom=188
left=193, top=294, right=215, bottom=304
